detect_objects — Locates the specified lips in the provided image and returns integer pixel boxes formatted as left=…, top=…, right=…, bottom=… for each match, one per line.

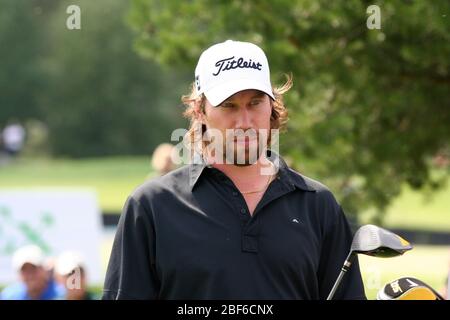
left=234, top=137, right=257, bottom=142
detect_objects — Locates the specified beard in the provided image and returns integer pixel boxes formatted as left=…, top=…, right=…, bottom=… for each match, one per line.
left=204, top=128, right=269, bottom=166
left=224, top=135, right=267, bottom=166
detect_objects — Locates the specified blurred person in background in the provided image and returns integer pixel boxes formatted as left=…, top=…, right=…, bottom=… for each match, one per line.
left=54, top=251, right=96, bottom=300
left=150, top=143, right=178, bottom=177
left=1, top=120, right=26, bottom=157
left=0, top=245, right=65, bottom=300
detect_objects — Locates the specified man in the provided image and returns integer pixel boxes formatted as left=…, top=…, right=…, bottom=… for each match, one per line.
left=54, top=251, right=96, bottom=300
left=1, top=245, right=65, bottom=300
left=1, top=121, right=26, bottom=157
left=103, top=40, right=366, bottom=300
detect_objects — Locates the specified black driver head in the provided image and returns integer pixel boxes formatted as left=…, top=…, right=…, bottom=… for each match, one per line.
left=351, top=224, right=413, bottom=257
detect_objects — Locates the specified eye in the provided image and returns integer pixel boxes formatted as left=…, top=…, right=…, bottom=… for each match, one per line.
left=250, top=99, right=262, bottom=106
left=220, top=102, right=234, bottom=108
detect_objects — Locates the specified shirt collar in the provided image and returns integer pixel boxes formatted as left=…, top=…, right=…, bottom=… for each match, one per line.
left=188, top=150, right=316, bottom=192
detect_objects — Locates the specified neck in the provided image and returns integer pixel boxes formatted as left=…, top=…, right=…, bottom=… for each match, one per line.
left=209, top=154, right=276, bottom=190
left=28, top=283, right=47, bottom=300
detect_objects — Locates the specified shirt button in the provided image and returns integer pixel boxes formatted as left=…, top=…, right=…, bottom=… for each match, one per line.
left=232, top=191, right=238, bottom=196
left=240, top=208, right=246, bottom=214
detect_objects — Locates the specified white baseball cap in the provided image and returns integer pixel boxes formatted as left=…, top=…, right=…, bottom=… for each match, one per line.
left=55, top=251, right=85, bottom=276
left=195, top=40, right=275, bottom=106
left=12, top=245, right=45, bottom=271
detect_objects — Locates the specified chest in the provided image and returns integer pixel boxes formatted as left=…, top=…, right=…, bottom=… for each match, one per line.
left=154, top=193, right=322, bottom=281
left=242, top=193, right=264, bottom=215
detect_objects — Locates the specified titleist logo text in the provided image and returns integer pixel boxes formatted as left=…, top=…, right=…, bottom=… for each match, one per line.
left=213, top=56, right=262, bottom=76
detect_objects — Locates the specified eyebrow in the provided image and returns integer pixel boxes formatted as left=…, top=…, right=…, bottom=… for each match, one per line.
left=221, top=92, right=266, bottom=104
left=251, top=92, right=266, bottom=99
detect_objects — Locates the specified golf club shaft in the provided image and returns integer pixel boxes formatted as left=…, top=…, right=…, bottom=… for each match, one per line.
left=327, top=252, right=354, bottom=300
left=447, top=269, right=450, bottom=300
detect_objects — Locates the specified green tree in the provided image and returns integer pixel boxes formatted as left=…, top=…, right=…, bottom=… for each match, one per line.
left=128, top=0, right=450, bottom=222
left=0, top=0, right=45, bottom=123
left=40, top=0, right=188, bottom=156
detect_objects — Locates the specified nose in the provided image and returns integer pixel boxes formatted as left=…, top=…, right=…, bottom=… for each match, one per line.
left=235, top=106, right=252, bottom=129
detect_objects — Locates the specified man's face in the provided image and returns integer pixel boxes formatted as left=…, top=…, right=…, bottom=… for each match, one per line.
left=202, top=89, right=272, bottom=166
left=20, top=263, right=48, bottom=294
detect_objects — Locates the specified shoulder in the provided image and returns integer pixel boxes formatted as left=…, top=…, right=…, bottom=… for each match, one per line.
left=135, top=164, right=190, bottom=195
left=287, top=167, right=339, bottom=205
left=115, top=165, right=193, bottom=231
left=0, top=282, right=27, bottom=300
left=124, top=164, right=192, bottom=210
left=49, top=280, right=66, bottom=299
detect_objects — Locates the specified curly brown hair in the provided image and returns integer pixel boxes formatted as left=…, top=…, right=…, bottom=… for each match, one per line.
left=181, top=74, right=292, bottom=158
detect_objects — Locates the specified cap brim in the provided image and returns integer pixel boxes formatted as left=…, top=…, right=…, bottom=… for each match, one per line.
left=14, top=259, right=43, bottom=271
left=204, top=78, right=275, bottom=107
left=56, top=263, right=81, bottom=275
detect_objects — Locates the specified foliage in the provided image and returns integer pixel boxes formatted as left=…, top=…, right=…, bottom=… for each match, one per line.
left=128, top=0, right=450, bottom=219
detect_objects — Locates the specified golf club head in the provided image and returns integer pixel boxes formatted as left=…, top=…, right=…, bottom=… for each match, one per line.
left=351, top=224, right=413, bottom=257
left=327, top=224, right=413, bottom=300
left=377, top=277, right=444, bottom=300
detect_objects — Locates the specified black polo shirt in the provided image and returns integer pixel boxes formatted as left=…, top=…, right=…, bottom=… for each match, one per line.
left=102, top=152, right=366, bottom=300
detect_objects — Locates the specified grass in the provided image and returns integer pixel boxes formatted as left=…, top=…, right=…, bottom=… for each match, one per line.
left=0, top=156, right=152, bottom=212
left=377, top=184, right=450, bottom=231
left=360, top=182, right=450, bottom=232
left=0, top=156, right=448, bottom=231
